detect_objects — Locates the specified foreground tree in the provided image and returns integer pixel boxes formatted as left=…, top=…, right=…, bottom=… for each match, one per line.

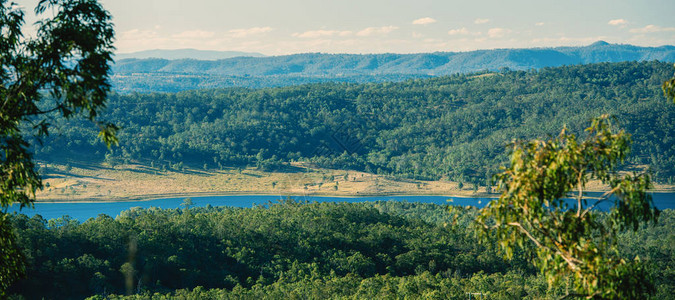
left=477, top=115, right=659, bottom=299
left=0, top=0, right=115, bottom=294
left=664, top=63, right=675, bottom=103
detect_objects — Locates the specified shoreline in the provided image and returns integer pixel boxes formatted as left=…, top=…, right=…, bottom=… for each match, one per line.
left=34, top=191, right=498, bottom=204
left=33, top=162, right=675, bottom=204
left=32, top=189, right=675, bottom=204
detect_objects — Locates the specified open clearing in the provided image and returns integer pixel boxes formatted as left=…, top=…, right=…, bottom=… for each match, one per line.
left=35, top=162, right=675, bottom=202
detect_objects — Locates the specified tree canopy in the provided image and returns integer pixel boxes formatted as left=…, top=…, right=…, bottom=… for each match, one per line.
left=5, top=201, right=675, bottom=299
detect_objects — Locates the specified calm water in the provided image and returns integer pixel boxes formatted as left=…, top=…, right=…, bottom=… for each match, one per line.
left=6, top=193, right=675, bottom=222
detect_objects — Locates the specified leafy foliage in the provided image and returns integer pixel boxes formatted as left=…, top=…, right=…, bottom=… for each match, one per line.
left=477, top=116, right=659, bottom=298
left=664, top=63, right=675, bottom=103
left=0, top=0, right=116, bottom=208
left=0, top=214, right=23, bottom=297
left=0, top=0, right=115, bottom=293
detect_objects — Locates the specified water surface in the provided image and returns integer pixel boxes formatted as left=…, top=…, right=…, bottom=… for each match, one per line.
left=7, top=193, right=675, bottom=222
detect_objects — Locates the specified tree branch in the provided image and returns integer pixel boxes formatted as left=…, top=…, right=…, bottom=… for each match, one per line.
left=576, top=168, right=584, bottom=217
left=580, top=185, right=619, bottom=219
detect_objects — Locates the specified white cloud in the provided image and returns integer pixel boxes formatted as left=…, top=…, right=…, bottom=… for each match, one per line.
left=171, top=30, right=215, bottom=39
left=474, top=18, right=490, bottom=24
left=423, top=38, right=443, bottom=43
left=535, top=22, right=545, bottom=26
left=228, top=27, right=274, bottom=38
left=412, top=17, right=437, bottom=25
left=487, top=27, right=511, bottom=38
left=119, top=29, right=159, bottom=41
left=529, top=36, right=609, bottom=46
left=116, top=29, right=176, bottom=53
left=293, top=30, right=352, bottom=38
left=629, top=24, right=675, bottom=33
left=356, top=26, right=398, bottom=37
left=117, top=28, right=230, bottom=53
left=608, top=19, right=628, bottom=26
left=448, top=27, right=470, bottom=36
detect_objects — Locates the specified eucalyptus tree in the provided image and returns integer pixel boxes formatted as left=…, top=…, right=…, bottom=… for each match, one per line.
left=478, top=115, right=659, bottom=298
left=664, top=63, right=675, bottom=103
left=0, top=0, right=116, bottom=294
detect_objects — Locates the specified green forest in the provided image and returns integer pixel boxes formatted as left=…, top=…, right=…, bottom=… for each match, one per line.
left=7, top=201, right=675, bottom=299
left=37, top=61, right=675, bottom=184
left=111, top=73, right=430, bottom=93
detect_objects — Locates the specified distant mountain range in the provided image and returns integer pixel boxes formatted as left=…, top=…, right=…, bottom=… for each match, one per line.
left=114, top=49, right=266, bottom=60
left=113, top=42, right=675, bottom=76
left=110, top=42, right=675, bottom=93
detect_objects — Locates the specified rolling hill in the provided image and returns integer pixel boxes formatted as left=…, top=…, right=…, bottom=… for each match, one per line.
left=42, top=61, right=675, bottom=183
left=113, top=42, right=675, bottom=76
left=114, top=49, right=265, bottom=60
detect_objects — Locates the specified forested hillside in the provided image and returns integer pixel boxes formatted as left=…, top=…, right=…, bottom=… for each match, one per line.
left=7, top=201, right=675, bottom=299
left=37, top=61, right=675, bottom=184
left=111, top=73, right=430, bottom=94
left=111, top=42, right=675, bottom=92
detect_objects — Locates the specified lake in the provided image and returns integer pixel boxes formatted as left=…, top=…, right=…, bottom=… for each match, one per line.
left=6, top=192, right=675, bottom=222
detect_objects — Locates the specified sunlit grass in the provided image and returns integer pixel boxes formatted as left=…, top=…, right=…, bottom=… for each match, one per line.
left=34, top=162, right=674, bottom=202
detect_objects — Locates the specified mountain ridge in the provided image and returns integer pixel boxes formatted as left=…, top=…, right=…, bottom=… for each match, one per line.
left=114, top=48, right=266, bottom=60
left=112, top=42, right=675, bottom=76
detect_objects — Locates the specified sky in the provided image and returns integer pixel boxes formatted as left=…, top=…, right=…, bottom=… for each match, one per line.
left=19, top=0, right=675, bottom=56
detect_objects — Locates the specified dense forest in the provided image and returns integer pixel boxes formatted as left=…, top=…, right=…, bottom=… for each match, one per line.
left=37, top=61, right=675, bottom=184
left=7, top=201, right=675, bottom=299
left=111, top=73, right=430, bottom=93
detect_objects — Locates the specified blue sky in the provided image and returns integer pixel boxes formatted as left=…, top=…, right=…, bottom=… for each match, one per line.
left=21, top=0, right=675, bottom=55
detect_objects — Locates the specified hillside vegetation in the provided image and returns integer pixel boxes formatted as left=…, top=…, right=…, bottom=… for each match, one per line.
left=37, top=61, right=675, bottom=186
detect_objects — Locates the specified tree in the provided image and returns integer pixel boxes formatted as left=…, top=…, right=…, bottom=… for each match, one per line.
left=663, top=63, right=675, bottom=103
left=477, top=115, right=659, bottom=299
left=181, top=197, right=194, bottom=210
left=0, top=214, right=24, bottom=294
left=0, top=0, right=115, bottom=294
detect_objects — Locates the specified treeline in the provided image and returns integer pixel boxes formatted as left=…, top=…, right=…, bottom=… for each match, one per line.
left=7, top=202, right=675, bottom=299
left=8, top=201, right=527, bottom=299
left=110, top=73, right=429, bottom=93
left=37, top=61, right=675, bottom=184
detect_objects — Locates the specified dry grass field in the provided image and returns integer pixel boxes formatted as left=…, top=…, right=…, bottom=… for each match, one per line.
left=35, top=162, right=675, bottom=202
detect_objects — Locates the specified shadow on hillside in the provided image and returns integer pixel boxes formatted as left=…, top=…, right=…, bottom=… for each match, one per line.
left=42, top=170, right=114, bottom=181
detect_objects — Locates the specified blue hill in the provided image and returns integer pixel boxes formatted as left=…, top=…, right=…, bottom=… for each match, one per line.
left=113, top=42, right=675, bottom=76
left=110, top=42, right=675, bottom=92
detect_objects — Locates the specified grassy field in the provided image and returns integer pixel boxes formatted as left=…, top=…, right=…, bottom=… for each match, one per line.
left=35, top=162, right=675, bottom=202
